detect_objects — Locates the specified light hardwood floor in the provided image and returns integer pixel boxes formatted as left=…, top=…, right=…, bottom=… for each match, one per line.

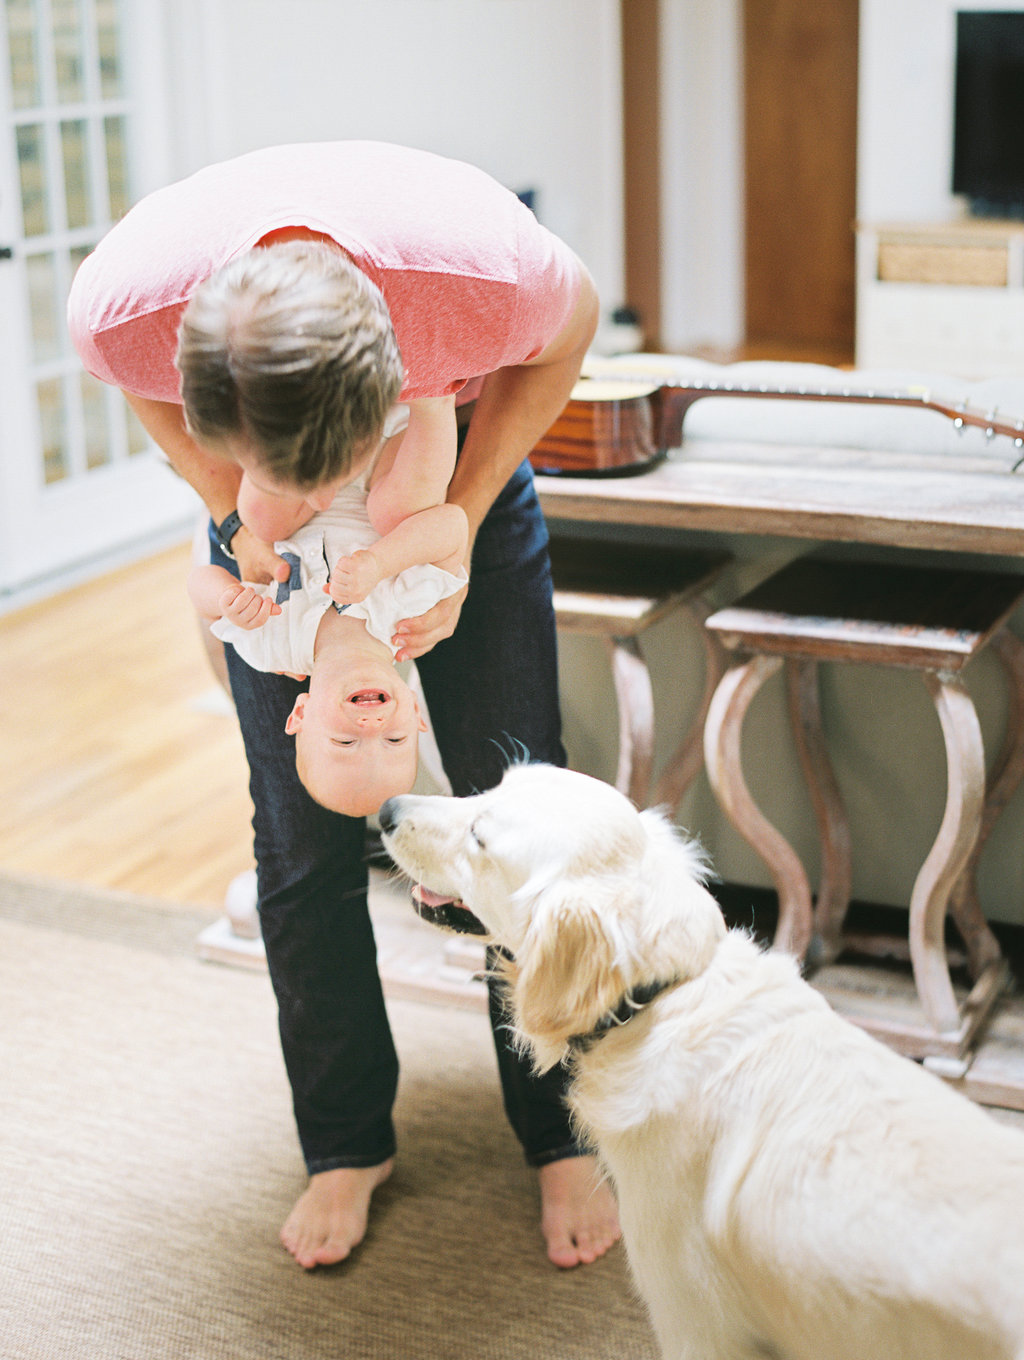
left=0, top=541, right=254, bottom=909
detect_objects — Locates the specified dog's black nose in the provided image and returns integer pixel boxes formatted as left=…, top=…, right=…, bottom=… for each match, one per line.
left=377, top=798, right=399, bottom=834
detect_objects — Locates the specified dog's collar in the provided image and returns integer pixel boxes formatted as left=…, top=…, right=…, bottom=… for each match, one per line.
left=567, top=978, right=677, bottom=1054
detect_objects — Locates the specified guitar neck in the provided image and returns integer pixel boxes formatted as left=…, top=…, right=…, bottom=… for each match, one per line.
left=582, top=372, right=1024, bottom=453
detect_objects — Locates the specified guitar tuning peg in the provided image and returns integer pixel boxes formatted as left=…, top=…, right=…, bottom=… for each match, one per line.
left=986, top=407, right=999, bottom=439
left=953, top=417, right=965, bottom=432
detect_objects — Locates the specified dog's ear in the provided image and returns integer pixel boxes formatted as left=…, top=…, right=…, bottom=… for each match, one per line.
left=636, top=808, right=726, bottom=982
left=511, top=883, right=630, bottom=1072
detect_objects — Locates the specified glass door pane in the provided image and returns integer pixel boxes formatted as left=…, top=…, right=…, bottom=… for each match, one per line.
left=5, top=0, right=138, bottom=485
left=0, top=0, right=198, bottom=599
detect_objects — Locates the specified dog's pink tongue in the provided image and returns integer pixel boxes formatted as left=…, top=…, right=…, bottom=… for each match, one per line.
left=413, top=885, right=457, bottom=908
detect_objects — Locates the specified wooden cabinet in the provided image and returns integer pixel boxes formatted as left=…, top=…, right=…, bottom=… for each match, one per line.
left=855, top=220, right=1024, bottom=379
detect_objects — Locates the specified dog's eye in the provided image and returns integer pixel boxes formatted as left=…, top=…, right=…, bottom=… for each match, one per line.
left=469, top=821, right=486, bottom=850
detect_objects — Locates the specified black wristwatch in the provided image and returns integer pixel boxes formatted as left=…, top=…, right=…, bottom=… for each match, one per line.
left=215, top=509, right=244, bottom=560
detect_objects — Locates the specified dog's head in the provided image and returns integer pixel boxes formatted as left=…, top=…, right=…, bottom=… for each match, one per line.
left=379, top=764, right=726, bottom=1070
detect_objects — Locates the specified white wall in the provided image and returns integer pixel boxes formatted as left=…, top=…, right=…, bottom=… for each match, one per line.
left=858, top=0, right=1024, bottom=224
left=150, top=0, right=625, bottom=318
left=144, top=0, right=745, bottom=352
left=140, top=2, right=1024, bottom=415
left=658, top=0, right=744, bottom=352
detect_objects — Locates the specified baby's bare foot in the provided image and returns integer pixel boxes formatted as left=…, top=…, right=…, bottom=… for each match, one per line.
left=280, top=1160, right=393, bottom=1269
left=538, top=1155, right=621, bottom=1268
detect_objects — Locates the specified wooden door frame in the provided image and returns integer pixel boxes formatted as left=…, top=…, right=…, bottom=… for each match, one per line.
left=620, top=0, right=857, bottom=361
left=742, top=0, right=859, bottom=357
left=621, top=0, right=662, bottom=349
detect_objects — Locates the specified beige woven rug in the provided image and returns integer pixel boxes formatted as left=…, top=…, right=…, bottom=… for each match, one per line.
left=0, top=874, right=656, bottom=1360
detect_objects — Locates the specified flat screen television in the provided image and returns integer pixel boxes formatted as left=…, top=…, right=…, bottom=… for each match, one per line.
left=952, top=10, right=1024, bottom=218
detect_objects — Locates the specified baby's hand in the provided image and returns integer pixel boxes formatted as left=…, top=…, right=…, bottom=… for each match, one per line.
left=220, top=583, right=281, bottom=630
left=329, top=549, right=382, bottom=605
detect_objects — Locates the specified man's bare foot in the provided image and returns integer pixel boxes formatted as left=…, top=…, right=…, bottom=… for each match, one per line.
left=538, top=1154, right=621, bottom=1268
left=280, top=1159, right=394, bottom=1269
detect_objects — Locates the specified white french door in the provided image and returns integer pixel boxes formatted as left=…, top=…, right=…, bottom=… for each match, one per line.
left=0, top=0, right=198, bottom=604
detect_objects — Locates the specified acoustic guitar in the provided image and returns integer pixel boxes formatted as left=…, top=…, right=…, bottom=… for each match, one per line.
left=528, top=379, right=663, bottom=477
left=529, top=371, right=1024, bottom=478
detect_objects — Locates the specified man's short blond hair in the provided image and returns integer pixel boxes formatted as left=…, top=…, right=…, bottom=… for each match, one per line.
left=177, top=240, right=403, bottom=489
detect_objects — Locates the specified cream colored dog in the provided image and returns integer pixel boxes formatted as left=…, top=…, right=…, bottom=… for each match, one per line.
left=379, top=763, right=1024, bottom=1360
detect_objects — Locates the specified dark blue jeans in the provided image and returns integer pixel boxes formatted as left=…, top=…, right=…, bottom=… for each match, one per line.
left=216, top=458, right=578, bottom=1173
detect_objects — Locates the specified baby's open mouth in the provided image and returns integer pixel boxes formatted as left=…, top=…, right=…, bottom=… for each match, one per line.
left=347, top=688, right=389, bottom=706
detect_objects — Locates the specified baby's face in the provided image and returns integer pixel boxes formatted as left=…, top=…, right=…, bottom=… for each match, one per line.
left=233, top=440, right=376, bottom=518
left=286, top=668, right=428, bottom=817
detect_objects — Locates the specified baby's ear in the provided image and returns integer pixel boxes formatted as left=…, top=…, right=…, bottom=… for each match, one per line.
left=405, top=690, right=429, bottom=734
left=284, top=693, right=306, bottom=736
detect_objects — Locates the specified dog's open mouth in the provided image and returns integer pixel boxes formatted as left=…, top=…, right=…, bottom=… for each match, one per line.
left=411, top=885, right=487, bottom=936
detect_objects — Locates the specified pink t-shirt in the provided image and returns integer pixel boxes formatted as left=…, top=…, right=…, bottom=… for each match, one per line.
left=67, top=141, right=581, bottom=405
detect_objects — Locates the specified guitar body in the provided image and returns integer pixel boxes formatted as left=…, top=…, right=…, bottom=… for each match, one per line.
left=529, top=381, right=667, bottom=478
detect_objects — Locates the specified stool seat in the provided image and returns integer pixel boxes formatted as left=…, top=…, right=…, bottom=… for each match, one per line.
left=708, top=558, right=1024, bottom=670
left=703, top=554, right=1024, bottom=1083
left=548, top=537, right=731, bottom=809
left=549, top=538, right=728, bottom=635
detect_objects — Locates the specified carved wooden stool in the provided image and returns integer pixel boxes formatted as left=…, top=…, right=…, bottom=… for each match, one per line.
left=548, top=537, right=731, bottom=809
left=703, top=556, right=1024, bottom=1072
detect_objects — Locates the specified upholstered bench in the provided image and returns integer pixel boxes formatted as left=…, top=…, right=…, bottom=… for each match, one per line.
left=703, top=554, right=1024, bottom=1072
left=548, top=536, right=730, bottom=809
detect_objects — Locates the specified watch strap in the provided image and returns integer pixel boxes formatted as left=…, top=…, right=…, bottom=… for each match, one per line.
left=215, top=509, right=243, bottom=559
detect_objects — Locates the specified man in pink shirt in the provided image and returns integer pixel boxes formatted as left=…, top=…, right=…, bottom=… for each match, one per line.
left=68, top=142, right=620, bottom=1270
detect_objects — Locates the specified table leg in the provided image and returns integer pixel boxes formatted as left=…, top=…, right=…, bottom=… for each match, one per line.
left=654, top=598, right=729, bottom=814
left=607, top=634, right=655, bottom=807
left=947, top=627, right=1024, bottom=978
left=786, top=659, right=853, bottom=965
left=703, top=654, right=814, bottom=960
left=910, top=672, right=986, bottom=1036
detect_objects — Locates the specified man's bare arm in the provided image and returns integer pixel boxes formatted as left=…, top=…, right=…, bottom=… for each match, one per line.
left=366, top=396, right=458, bottom=537
left=390, top=259, right=598, bottom=661
left=446, top=260, right=598, bottom=551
